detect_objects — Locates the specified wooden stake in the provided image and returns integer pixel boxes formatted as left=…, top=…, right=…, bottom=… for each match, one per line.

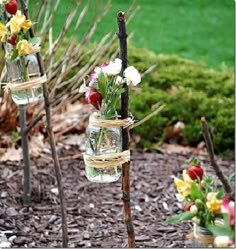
left=201, top=117, right=234, bottom=199
left=19, top=1, right=68, bottom=247
left=19, top=104, right=31, bottom=205
left=117, top=11, right=136, bottom=248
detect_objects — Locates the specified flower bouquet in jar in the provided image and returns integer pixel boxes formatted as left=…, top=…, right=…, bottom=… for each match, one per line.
left=164, top=158, right=235, bottom=248
left=0, top=0, right=45, bottom=105
left=79, top=58, right=141, bottom=183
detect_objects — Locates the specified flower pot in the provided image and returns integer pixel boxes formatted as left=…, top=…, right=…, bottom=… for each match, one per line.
left=192, top=224, right=214, bottom=248
left=84, top=113, right=122, bottom=183
left=6, top=50, right=43, bottom=105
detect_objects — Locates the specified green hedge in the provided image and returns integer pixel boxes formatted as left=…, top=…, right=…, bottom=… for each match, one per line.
left=126, top=48, right=234, bottom=156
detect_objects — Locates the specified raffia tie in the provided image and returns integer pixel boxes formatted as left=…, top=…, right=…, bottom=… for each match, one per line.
left=83, top=150, right=130, bottom=168
left=89, top=112, right=134, bottom=129
left=3, top=74, right=47, bottom=93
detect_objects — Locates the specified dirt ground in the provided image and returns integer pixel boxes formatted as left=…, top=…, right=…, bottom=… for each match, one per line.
left=0, top=146, right=234, bottom=248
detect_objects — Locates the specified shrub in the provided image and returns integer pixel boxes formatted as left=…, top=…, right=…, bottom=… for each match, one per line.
left=126, top=48, right=234, bottom=156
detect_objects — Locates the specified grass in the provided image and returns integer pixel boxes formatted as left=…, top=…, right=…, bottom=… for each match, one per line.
left=29, top=0, right=234, bottom=69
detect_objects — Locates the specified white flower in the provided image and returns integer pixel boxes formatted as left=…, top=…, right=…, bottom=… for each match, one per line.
left=192, top=216, right=200, bottom=225
left=0, top=0, right=9, bottom=4
left=124, top=66, right=141, bottom=86
left=102, top=58, right=122, bottom=76
left=79, top=82, right=88, bottom=93
left=115, top=75, right=124, bottom=85
left=190, top=205, right=198, bottom=214
left=175, top=193, right=184, bottom=202
left=94, top=66, right=102, bottom=75
left=214, top=236, right=232, bottom=247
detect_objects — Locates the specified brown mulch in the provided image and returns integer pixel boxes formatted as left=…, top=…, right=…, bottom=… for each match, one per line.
left=0, top=147, right=234, bottom=248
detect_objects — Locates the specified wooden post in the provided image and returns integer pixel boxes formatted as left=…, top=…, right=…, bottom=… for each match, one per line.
left=19, top=104, right=31, bottom=205
left=117, top=11, right=136, bottom=248
left=19, top=0, right=68, bottom=247
left=201, top=117, right=234, bottom=199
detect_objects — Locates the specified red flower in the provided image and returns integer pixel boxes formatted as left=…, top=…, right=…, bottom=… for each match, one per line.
left=85, top=87, right=102, bottom=110
left=184, top=202, right=195, bottom=211
left=5, top=0, right=18, bottom=15
left=7, top=34, right=17, bottom=46
left=187, top=158, right=204, bottom=180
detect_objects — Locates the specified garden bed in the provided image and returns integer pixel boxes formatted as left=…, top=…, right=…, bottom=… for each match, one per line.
left=0, top=147, right=234, bottom=248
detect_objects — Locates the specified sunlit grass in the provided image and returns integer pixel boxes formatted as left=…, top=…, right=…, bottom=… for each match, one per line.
left=29, top=0, right=234, bottom=69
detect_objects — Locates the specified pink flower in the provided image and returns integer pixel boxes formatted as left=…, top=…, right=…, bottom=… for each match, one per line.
left=100, top=62, right=109, bottom=68
left=221, top=197, right=235, bottom=226
left=89, top=66, right=102, bottom=84
left=89, top=72, right=98, bottom=83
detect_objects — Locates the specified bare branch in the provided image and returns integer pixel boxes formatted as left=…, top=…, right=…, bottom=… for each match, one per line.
left=201, top=117, right=233, bottom=198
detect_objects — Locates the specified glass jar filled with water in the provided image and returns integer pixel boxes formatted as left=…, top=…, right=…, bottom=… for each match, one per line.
left=84, top=113, right=122, bottom=183
left=5, top=44, right=43, bottom=105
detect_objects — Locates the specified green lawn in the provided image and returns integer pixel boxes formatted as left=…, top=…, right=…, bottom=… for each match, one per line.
left=30, top=0, right=234, bottom=69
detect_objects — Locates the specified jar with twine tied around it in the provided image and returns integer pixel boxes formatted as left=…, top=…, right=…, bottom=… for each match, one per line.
left=83, top=112, right=134, bottom=183
left=3, top=43, right=46, bottom=105
left=191, top=223, right=215, bottom=248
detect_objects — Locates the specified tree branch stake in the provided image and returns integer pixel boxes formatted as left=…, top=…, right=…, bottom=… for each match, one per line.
left=201, top=117, right=233, bottom=199
left=117, top=11, right=136, bottom=248
left=19, top=0, right=68, bottom=247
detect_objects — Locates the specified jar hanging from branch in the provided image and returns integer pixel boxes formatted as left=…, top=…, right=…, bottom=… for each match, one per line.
left=0, top=8, right=46, bottom=105
left=5, top=43, right=44, bottom=105
left=79, top=58, right=141, bottom=183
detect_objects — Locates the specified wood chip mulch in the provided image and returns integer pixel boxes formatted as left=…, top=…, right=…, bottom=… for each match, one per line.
left=0, top=148, right=234, bottom=248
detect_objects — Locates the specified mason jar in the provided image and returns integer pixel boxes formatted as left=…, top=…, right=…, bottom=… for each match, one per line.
left=84, top=114, right=122, bottom=183
left=192, top=224, right=214, bottom=248
left=5, top=44, right=43, bottom=105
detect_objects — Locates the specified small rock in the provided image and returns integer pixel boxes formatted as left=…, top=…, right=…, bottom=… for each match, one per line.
left=50, top=187, right=59, bottom=195
left=85, top=241, right=91, bottom=247
left=89, top=203, right=94, bottom=208
left=136, top=235, right=150, bottom=241
left=1, top=191, right=8, bottom=198
left=43, top=148, right=51, bottom=154
left=135, top=205, right=142, bottom=212
left=83, top=232, right=90, bottom=240
left=48, top=215, right=58, bottom=224
left=162, top=201, right=169, bottom=211
left=6, top=207, right=18, bottom=217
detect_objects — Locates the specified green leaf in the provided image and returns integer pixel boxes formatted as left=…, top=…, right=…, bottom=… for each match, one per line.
left=207, top=223, right=234, bottom=239
left=163, top=212, right=194, bottom=224
left=216, top=187, right=225, bottom=199
left=28, top=37, right=41, bottom=45
left=204, top=176, right=212, bottom=185
left=98, top=73, right=106, bottom=97
left=190, top=181, right=204, bottom=200
left=10, top=48, right=19, bottom=61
